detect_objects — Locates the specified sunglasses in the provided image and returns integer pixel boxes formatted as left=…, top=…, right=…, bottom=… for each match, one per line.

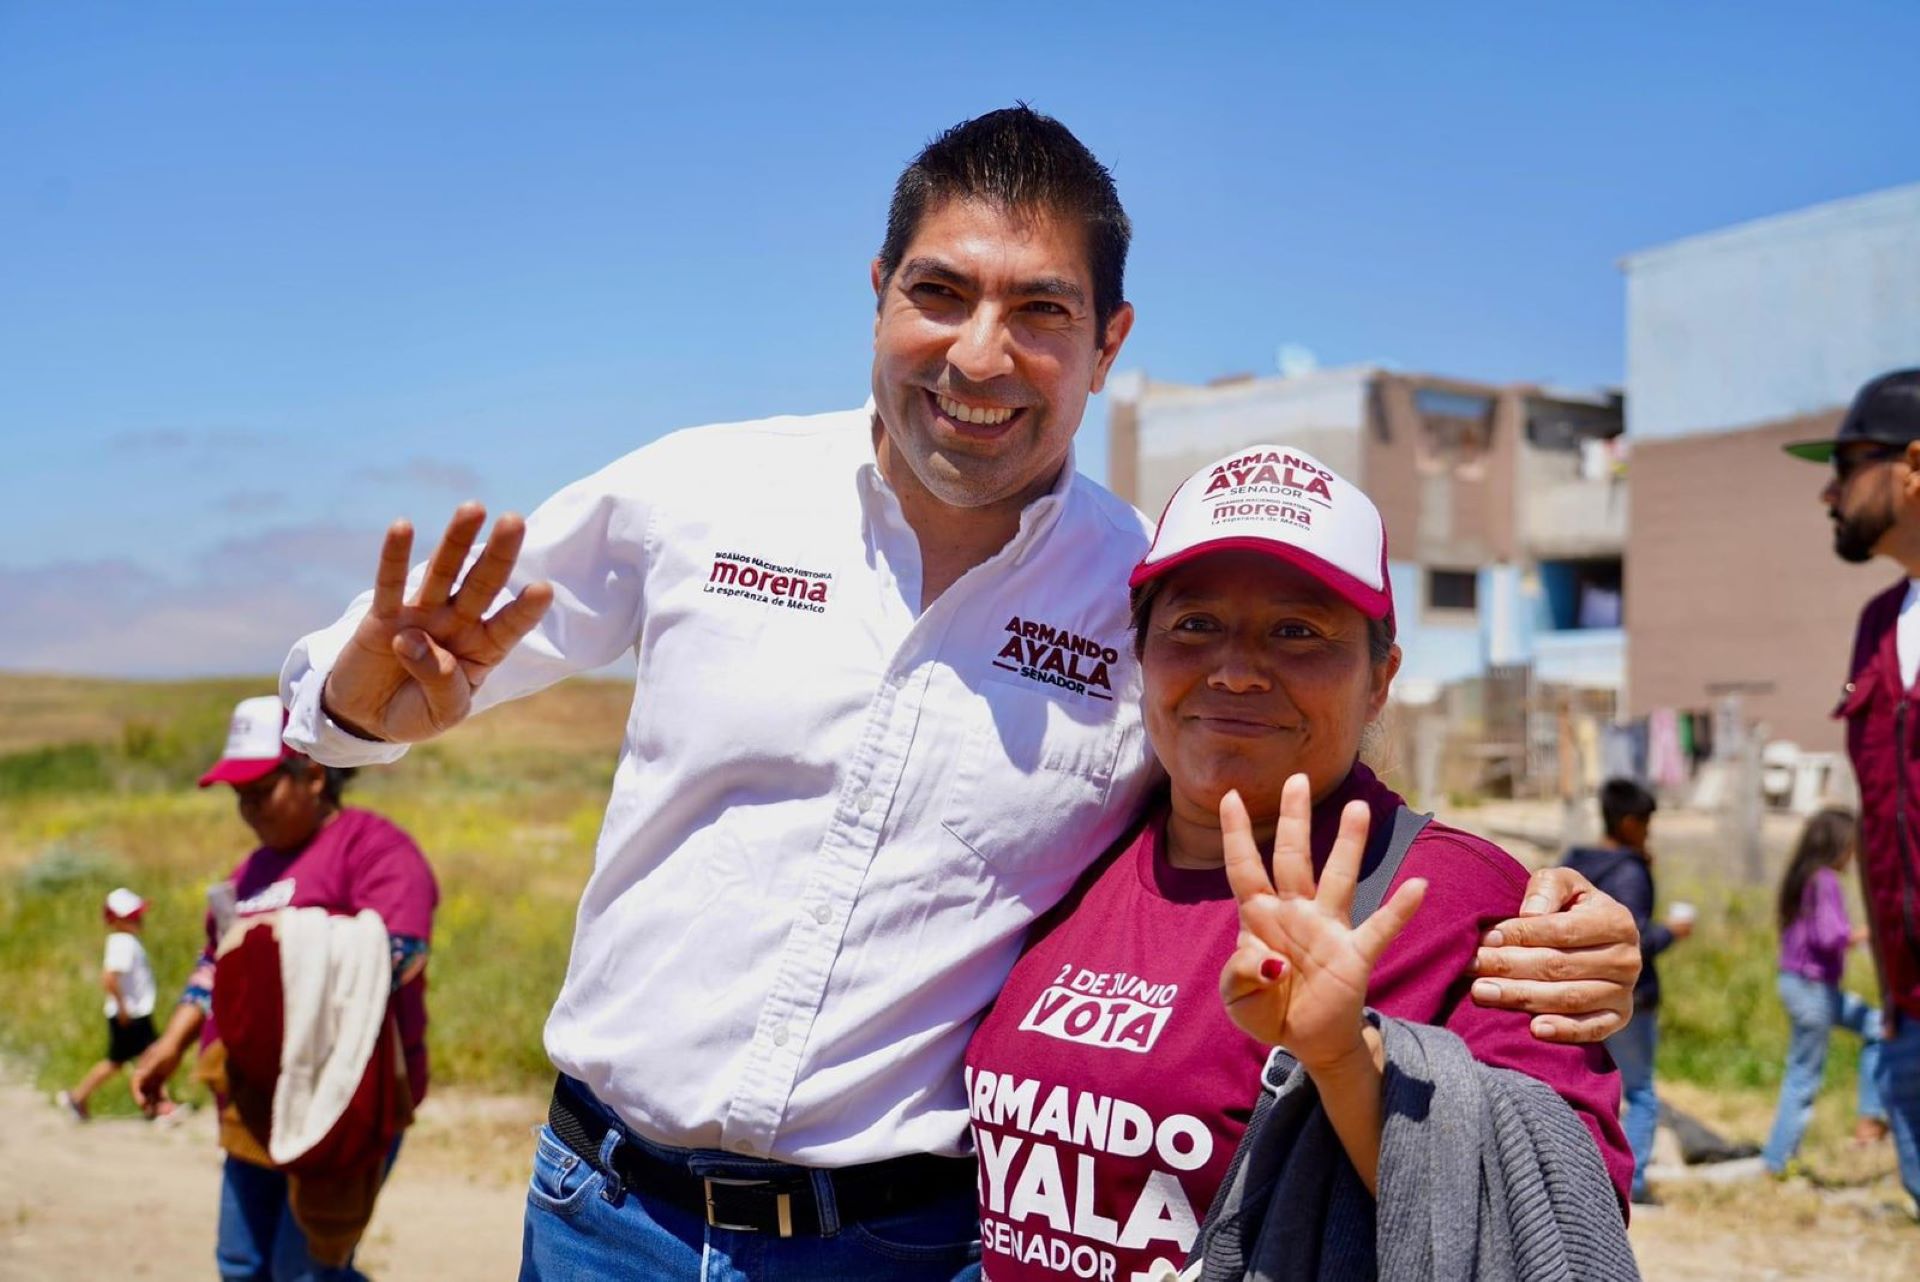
left=1832, top=443, right=1908, bottom=482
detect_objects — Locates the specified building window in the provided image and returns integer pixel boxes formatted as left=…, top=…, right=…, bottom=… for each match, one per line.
left=1413, top=387, right=1495, bottom=466
left=1524, top=396, right=1623, bottom=453
left=1537, top=558, right=1623, bottom=630
left=1426, top=568, right=1479, bottom=617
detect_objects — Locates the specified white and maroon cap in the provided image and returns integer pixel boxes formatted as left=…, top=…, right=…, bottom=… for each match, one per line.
left=1129, top=444, right=1393, bottom=621
left=104, top=887, right=148, bottom=920
left=198, top=695, right=295, bottom=788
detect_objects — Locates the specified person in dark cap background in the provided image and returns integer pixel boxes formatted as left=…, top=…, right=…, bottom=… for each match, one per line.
left=1791, top=366, right=1920, bottom=1215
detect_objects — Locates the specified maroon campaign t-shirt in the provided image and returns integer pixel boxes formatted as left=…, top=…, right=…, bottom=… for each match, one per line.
left=963, top=765, right=1629, bottom=1282
left=203, top=808, right=440, bottom=1104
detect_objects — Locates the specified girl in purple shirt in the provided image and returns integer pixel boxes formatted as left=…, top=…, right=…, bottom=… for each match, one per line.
left=1762, top=808, right=1889, bottom=1172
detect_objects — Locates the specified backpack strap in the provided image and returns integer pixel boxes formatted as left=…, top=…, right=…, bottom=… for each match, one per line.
left=1350, top=804, right=1432, bottom=927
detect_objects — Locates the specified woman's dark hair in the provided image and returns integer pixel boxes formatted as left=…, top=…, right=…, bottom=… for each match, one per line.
left=1777, top=807, right=1857, bottom=933
left=1128, top=578, right=1397, bottom=664
left=877, top=104, right=1131, bottom=342
left=288, top=757, right=357, bottom=808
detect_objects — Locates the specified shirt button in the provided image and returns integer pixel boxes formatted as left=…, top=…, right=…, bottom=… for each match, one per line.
left=731, top=1139, right=757, bottom=1155
left=812, top=904, right=832, bottom=925
left=772, top=1027, right=789, bottom=1047
left=855, top=791, right=876, bottom=814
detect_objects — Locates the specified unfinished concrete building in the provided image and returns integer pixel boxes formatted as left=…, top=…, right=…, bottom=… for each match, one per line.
left=1621, top=181, right=1920, bottom=752
left=1108, top=364, right=1625, bottom=796
left=1110, top=366, right=1625, bottom=691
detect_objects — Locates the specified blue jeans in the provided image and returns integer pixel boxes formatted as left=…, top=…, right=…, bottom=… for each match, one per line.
left=1762, top=972, right=1886, bottom=1171
left=216, top=1139, right=401, bottom=1282
left=1888, top=1011, right=1920, bottom=1213
left=519, top=1081, right=981, bottom=1281
left=1606, top=1011, right=1659, bottom=1198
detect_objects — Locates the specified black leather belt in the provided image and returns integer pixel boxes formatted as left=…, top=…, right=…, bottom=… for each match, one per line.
left=546, top=1077, right=975, bottom=1237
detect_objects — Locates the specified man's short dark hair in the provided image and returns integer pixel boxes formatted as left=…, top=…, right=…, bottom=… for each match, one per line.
left=877, top=104, right=1131, bottom=341
left=1599, top=777, right=1656, bottom=840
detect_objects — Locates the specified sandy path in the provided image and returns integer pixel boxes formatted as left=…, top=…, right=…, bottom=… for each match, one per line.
left=4, top=1072, right=1917, bottom=1280
left=0, top=1077, right=533, bottom=1281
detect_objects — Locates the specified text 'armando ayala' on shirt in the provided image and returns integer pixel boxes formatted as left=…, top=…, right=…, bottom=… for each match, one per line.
left=966, top=1065, right=1212, bottom=1281
left=705, top=551, right=833, bottom=613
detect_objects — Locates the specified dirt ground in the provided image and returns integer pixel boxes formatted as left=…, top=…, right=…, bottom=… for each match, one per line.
left=4, top=1073, right=1916, bottom=1281
left=0, top=1075, right=535, bottom=1281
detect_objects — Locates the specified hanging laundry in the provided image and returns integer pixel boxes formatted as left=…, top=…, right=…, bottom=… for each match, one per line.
left=1687, top=709, right=1714, bottom=763
left=1647, top=708, right=1689, bottom=789
left=1575, top=715, right=1603, bottom=791
left=1602, top=721, right=1644, bottom=784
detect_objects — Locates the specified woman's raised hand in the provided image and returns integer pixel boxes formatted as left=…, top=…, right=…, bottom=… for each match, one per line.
left=1217, top=774, right=1427, bottom=1069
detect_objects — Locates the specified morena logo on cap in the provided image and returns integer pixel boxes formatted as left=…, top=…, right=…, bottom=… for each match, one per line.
left=1129, top=444, right=1392, bottom=622
left=198, top=694, right=295, bottom=788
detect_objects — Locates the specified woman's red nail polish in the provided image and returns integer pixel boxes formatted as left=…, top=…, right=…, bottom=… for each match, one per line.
left=1259, top=957, right=1285, bottom=982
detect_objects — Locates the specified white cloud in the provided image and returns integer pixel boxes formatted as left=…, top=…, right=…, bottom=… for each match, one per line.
left=352, top=456, right=485, bottom=495
left=106, top=427, right=268, bottom=456
left=214, top=490, right=286, bottom=516
left=0, top=522, right=385, bottom=676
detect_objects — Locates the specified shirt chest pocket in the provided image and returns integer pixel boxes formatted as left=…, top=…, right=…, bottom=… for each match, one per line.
left=940, top=683, right=1124, bottom=875
left=1834, top=666, right=1879, bottom=720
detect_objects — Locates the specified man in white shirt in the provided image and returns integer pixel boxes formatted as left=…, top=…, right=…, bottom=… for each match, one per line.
left=284, top=107, right=1644, bottom=1280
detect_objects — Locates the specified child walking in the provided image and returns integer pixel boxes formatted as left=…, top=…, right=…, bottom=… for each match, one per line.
left=1762, top=808, right=1890, bottom=1172
left=56, top=887, right=163, bottom=1120
left=1562, top=778, right=1692, bottom=1205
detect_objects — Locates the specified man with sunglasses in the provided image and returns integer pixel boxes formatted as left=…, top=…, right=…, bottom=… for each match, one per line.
left=1789, top=366, right=1920, bottom=1214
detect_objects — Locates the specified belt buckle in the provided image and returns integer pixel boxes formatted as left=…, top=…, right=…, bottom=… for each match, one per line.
left=703, top=1176, right=794, bottom=1237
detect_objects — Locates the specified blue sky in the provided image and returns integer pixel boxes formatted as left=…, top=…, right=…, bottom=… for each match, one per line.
left=3, top=3, right=1915, bottom=675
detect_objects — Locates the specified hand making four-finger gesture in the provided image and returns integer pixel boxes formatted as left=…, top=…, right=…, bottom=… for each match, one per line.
left=322, top=502, right=554, bottom=743
left=1218, top=774, right=1429, bottom=1072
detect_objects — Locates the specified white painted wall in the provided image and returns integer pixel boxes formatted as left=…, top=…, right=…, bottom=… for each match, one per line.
left=1624, top=183, right=1920, bottom=440
left=1123, top=366, right=1376, bottom=516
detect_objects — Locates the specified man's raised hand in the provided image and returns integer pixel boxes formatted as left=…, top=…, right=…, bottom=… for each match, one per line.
left=1217, top=775, right=1427, bottom=1069
left=321, top=503, right=554, bottom=743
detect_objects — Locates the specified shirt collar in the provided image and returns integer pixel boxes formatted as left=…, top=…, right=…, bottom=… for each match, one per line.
left=857, top=399, right=1078, bottom=565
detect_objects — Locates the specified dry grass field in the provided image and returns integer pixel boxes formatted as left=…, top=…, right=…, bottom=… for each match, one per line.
left=1, top=672, right=1914, bottom=1278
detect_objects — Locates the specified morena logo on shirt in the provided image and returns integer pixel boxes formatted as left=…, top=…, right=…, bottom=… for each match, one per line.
left=994, top=617, right=1119, bottom=702
left=704, top=551, right=833, bottom=614
left=1016, top=963, right=1178, bottom=1054
left=1200, top=450, right=1335, bottom=504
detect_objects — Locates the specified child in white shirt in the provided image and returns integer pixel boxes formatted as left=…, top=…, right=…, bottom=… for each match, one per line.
left=56, top=887, right=167, bottom=1120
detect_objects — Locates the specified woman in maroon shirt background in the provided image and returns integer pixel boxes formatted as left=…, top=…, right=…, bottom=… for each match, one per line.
left=131, top=694, right=439, bottom=1282
left=964, top=446, right=1629, bottom=1282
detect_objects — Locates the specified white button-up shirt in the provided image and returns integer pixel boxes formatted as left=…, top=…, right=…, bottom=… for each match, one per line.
left=283, top=407, right=1159, bottom=1165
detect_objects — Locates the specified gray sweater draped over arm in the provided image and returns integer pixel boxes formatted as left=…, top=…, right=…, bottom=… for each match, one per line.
left=1188, top=1014, right=1640, bottom=1282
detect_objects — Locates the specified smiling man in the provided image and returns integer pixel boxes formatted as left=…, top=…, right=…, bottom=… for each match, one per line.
left=280, top=107, right=1642, bottom=1281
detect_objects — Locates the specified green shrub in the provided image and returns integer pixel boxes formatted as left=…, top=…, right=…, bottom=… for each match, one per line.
left=0, top=743, right=113, bottom=796
left=1655, top=875, right=1868, bottom=1099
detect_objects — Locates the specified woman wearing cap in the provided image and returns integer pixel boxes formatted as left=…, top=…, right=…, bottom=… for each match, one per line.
left=964, top=448, right=1633, bottom=1282
left=131, top=694, right=439, bottom=1282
